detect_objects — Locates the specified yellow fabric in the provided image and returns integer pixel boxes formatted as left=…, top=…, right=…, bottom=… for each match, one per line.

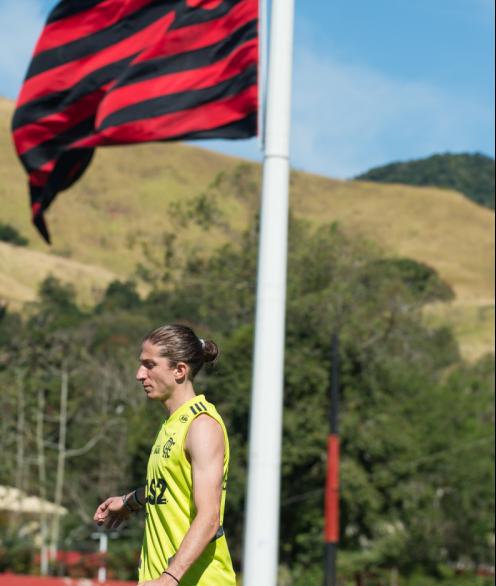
left=138, top=394, right=236, bottom=585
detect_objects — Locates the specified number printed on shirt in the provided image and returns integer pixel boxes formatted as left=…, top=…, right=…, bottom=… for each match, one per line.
left=146, top=478, right=168, bottom=505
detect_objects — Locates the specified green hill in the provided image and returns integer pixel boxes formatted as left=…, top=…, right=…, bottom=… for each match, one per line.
left=0, top=98, right=494, bottom=359
left=355, top=152, right=495, bottom=209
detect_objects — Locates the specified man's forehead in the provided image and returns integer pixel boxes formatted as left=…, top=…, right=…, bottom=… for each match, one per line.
left=139, top=341, right=162, bottom=360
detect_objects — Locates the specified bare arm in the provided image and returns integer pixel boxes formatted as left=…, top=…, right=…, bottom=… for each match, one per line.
left=93, top=486, right=146, bottom=529
left=144, top=415, right=225, bottom=586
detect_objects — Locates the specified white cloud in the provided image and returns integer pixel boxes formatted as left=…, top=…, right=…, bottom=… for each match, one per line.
left=291, top=45, right=494, bottom=178
left=0, top=0, right=45, bottom=100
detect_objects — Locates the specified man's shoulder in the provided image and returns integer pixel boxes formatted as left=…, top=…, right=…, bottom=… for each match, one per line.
left=189, top=412, right=223, bottom=435
left=186, top=414, right=225, bottom=457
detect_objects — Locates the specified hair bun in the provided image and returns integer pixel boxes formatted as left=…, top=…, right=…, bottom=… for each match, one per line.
left=202, top=339, right=219, bottom=363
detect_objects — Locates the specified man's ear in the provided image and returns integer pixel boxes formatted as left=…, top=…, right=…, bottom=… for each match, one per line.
left=174, top=362, right=189, bottom=383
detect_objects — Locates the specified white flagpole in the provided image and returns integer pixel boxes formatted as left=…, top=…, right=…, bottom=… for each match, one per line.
left=243, top=0, right=295, bottom=584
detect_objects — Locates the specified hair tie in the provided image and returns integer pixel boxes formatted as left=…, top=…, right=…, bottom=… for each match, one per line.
left=199, top=338, right=206, bottom=350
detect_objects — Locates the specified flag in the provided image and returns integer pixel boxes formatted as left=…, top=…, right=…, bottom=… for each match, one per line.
left=12, top=0, right=258, bottom=242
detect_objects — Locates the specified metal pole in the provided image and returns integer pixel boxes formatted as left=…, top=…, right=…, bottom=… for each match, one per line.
left=330, top=333, right=339, bottom=436
left=91, top=531, right=108, bottom=584
left=243, top=0, right=295, bottom=584
left=324, top=334, right=340, bottom=586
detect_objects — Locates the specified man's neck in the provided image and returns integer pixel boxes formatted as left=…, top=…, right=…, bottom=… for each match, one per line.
left=163, top=382, right=196, bottom=416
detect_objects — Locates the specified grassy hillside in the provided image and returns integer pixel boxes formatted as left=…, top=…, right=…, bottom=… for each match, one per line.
left=355, top=152, right=495, bottom=209
left=1, top=98, right=494, bottom=358
left=0, top=241, right=117, bottom=309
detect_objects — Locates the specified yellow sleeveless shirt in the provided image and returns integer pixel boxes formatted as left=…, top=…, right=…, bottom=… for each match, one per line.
left=138, top=394, right=236, bottom=585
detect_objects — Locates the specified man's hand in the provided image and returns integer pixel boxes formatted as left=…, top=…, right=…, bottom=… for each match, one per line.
left=93, top=495, right=130, bottom=529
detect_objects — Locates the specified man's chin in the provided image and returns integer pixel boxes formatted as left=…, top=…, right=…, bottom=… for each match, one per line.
left=145, top=392, right=163, bottom=401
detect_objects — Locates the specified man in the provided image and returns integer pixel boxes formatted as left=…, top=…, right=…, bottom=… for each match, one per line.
left=94, top=324, right=236, bottom=585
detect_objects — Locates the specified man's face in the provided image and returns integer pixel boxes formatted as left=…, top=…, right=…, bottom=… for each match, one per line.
left=136, top=341, right=178, bottom=401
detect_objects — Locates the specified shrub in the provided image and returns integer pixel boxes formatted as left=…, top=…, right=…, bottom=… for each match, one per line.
left=0, top=223, right=28, bottom=246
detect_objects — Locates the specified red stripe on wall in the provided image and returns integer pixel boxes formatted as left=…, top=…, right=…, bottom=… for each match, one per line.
left=33, top=0, right=157, bottom=55
left=325, top=435, right=340, bottom=543
left=0, top=573, right=134, bottom=585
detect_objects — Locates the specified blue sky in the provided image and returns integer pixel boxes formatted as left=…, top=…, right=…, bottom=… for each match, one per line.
left=0, top=0, right=494, bottom=178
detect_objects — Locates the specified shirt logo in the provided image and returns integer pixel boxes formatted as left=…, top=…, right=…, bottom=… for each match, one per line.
left=162, top=436, right=176, bottom=459
left=180, top=415, right=189, bottom=423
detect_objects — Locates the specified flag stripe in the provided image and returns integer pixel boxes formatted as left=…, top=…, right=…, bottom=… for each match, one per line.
left=97, top=34, right=257, bottom=122
left=92, top=86, right=257, bottom=145
left=14, top=90, right=106, bottom=157
left=170, top=0, right=243, bottom=30
left=36, top=0, right=157, bottom=55
left=12, top=56, right=134, bottom=132
left=154, top=1, right=256, bottom=77
left=115, top=19, right=257, bottom=90
left=27, top=3, right=174, bottom=79
left=29, top=0, right=246, bottom=79
left=30, top=168, right=53, bottom=188
left=179, top=113, right=256, bottom=139
left=47, top=0, right=111, bottom=24
left=20, top=117, right=96, bottom=172
left=17, top=14, right=173, bottom=107
left=116, top=0, right=256, bottom=77
left=99, top=65, right=256, bottom=131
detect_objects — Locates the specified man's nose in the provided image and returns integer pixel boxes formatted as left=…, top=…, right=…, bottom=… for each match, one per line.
left=136, top=365, right=146, bottom=381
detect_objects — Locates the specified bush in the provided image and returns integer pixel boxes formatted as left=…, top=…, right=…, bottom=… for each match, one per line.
left=0, top=223, right=28, bottom=246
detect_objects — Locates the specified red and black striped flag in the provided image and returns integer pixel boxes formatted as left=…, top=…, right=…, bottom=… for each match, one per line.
left=12, top=0, right=258, bottom=242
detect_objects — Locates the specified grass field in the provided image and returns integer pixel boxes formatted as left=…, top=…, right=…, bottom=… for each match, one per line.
left=1, top=98, right=493, bottom=359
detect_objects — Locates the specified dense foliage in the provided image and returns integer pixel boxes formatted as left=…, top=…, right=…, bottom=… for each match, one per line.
left=0, top=214, right=493, bottom=585
left=355, top=153, right=495, bottom=210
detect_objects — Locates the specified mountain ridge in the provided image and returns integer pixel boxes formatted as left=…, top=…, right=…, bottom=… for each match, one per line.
left=355, top=152, right=495, bottom=209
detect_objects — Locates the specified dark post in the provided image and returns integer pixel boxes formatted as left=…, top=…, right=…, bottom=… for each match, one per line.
left=324, top=333, right=340, bottom=586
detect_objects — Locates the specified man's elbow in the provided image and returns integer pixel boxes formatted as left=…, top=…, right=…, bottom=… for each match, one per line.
left=197, top=510, right=221, bottom=541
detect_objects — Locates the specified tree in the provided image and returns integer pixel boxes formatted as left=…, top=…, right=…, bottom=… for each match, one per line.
left=0, top=219, right=493, bottom=583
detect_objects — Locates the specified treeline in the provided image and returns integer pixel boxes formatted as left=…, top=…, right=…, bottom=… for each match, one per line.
left=355, top=153, right=495, bottom=210
left=0, top=216, right=494, bottom=585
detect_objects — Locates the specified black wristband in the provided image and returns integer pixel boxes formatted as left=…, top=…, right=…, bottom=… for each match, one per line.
left=163, top=570, right=180, bottom=584
left=133, top=489, right=144, bottom=507
left=122, top=494, right=139, bottom=513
